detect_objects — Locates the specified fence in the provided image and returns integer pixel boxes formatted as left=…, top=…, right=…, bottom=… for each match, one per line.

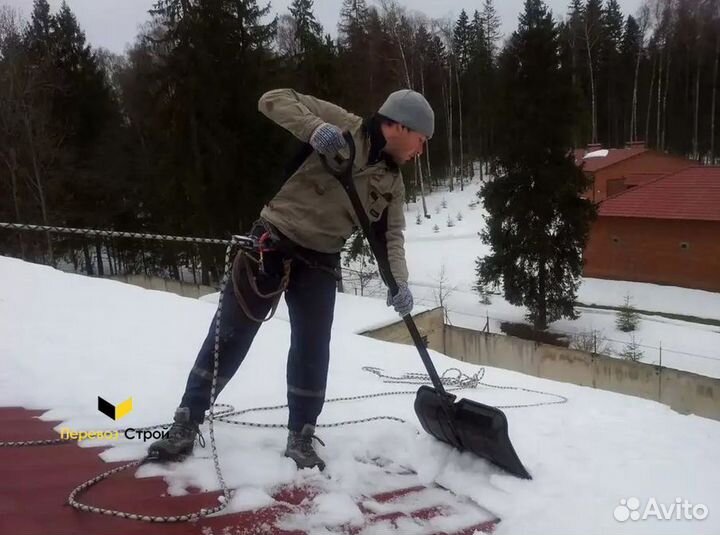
left=361, top=308, right=720, bottom=422
left=4, top=222, right=719, bottom=379
left=0, top=222, right=233, bottom=289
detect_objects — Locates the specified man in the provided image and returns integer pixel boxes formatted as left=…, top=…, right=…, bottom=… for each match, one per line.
left=148, top=88, right=434, bottom=470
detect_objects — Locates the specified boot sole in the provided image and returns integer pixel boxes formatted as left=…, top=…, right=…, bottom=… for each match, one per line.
left=147, top=443, right=194, bottom=463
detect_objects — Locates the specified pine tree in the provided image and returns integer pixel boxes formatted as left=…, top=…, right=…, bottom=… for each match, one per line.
left=615, top=293, right=640, bottom=332
left=289, top=0, right=323, bottom=54
left=24, top=0, right=52, bottom=59
left=477, top=0, right=596, bottom=331
left=453, top=10, right=471, bottom=72
left=338, top=0, right=369, bottom=47
left=337, top=0, right=372, bottom=111
left=285, top=0, right=336, bottom=96
left=480, top=0, right=502, bottom=58
left=562, top=0, right=588, bottom=145
left=133, top=0, right=279, bottom=282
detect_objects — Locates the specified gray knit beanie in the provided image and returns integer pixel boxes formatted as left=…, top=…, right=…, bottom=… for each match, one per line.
left=378, top=89, right=434, bottom=139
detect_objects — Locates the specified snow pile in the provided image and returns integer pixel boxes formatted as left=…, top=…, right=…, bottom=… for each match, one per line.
left=584, top=149, right=609, bottom=158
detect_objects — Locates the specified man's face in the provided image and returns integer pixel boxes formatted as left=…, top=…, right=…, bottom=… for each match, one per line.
left=383, top=123, right=427, bottom=165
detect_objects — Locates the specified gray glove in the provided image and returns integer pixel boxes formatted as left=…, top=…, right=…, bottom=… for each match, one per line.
left=309, top=122, right=347, bottom=156
left=387, top=281, right=413, bottom=317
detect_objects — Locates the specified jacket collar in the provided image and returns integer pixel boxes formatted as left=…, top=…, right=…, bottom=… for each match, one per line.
left=362, top=114, right=398, bottom=172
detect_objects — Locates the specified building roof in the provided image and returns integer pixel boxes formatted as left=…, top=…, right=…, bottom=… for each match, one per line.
left=0, top=407, right=500, bottom=535
left=574, top=147, right=648, bottom=172
left=598, top=167, right=720, bottom=222
left=623, top=172, right=668, bottom=186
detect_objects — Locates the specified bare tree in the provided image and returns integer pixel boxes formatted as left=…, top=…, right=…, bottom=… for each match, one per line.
left=276, top=13, right=300, bottom=58
left=435, top=19, right=454, bottom=190
left=0, top=8, right=25, bottom=257
left=0, top=8, right=61, bottom=263
left=583, top=6, right=602, bottom=144
left=645, top=51, right=656, bottom=145
left=454, top=58, right=464, bottom=190
left=711, top=6, right=720, bottom=162
left=692, top=0, right=708, bottom=160
left=631, top=3, right=651, bottom=141
left=433, top=264, right=457, bottom=324
left=342, top=233, right=379, bottom=296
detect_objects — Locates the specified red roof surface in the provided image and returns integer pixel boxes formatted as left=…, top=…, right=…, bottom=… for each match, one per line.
left=598, top=167, right=720, bottom=222
left=574, top=147, right=648, bottom=172
left=0, top=407, right=500, bottom=535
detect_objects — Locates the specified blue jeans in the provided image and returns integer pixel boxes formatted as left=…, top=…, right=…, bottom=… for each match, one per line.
left=180, top=241, right=339, bottom=432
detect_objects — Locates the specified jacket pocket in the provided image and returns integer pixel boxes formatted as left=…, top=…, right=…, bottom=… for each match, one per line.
left=366, top=176, right=392, bottom=221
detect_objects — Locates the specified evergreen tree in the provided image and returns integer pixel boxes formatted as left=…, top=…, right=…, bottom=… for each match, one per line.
left=480, top=0, right=502, bottom=58
left=337, top=0, right=372, bottom=112
left=24, top=0, right=52, bottom=59
left=615, top=293, right=640, bottom=332
left=284, top=0, right=336, bottom=96
left=338, top=0, right=369, bottom=46
left=130, top=0, right=280, bottom=282
left=476, top=0, right=596, bottom=331
left=289, top=0, right=323, bottom=53
left=453, top=9, right=471, bottom=72
left=562, top=0, right=589, bottom=145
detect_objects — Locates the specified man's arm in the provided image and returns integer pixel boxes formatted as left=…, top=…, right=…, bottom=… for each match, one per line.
left=385, top=174, right=409, bottom=284
left=258, top=88, right=361, bottom=142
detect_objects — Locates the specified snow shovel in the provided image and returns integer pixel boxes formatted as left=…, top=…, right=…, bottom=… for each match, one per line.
left=319, top=132, right=532, bottom=480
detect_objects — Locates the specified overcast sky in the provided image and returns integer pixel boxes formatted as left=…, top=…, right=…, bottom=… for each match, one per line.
left=6, top=0, right=645, bottom=54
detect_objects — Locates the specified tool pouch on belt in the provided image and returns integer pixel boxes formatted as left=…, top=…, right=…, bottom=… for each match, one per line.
left=231, top=222, right=291, bottom=323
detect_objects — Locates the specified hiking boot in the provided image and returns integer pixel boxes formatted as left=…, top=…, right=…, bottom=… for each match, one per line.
left=147, top=407, right=205, bottom=462
left=284, top=424, right=326, bottom=471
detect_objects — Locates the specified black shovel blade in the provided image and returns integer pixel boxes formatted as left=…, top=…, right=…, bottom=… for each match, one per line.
left=414, top=385, right=532, bottom=480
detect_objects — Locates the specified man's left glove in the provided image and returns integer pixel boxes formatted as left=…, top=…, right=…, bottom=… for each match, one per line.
left=386, top=281, right=413, bottom=317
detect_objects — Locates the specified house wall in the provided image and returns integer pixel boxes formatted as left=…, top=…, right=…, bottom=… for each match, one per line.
left=583, top=217, right=720, bottom=292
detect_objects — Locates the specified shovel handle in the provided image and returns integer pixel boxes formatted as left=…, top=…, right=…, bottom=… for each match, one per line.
left=319, top=132, right=451, bottom=399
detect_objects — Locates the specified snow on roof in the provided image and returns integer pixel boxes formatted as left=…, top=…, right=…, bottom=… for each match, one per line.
left=584, top=149, right=609, bottom=158
left=574, top=147, right=649, bottom=172
left=2, top=255, right=720, bottom=534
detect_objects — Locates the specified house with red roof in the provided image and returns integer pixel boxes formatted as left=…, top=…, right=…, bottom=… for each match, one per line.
left=575, top=141, right=693, bottom=202
left=583, top=167, right=720, bottom=292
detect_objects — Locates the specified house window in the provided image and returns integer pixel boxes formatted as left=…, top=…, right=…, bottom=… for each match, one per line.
left=680, top=242, right=690, bottom=250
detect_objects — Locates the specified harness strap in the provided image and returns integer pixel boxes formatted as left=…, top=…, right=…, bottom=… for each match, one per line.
left=231, top=249, right=291, bottom=324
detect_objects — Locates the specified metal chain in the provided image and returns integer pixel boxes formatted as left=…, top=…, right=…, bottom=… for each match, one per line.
left=0, top=221, right=232, bottom=245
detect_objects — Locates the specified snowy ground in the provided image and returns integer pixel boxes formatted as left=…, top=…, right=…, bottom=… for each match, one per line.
left=2, top=255, right=720, bottom=534
left=343, top=181, right=720, bottom=378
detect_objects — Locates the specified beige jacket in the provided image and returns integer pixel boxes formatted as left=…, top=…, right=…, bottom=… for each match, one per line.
left=258, top=89, right=409, bottom=283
